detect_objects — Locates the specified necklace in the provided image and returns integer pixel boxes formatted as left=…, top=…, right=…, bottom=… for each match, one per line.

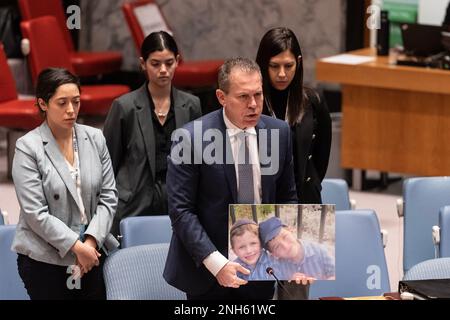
left=155, top=109, right=168, bottom=117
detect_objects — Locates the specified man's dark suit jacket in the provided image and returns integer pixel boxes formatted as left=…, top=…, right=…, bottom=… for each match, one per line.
left=163, top=109, right=298, bottom=296
left=103, top=84, right=201, bottom=236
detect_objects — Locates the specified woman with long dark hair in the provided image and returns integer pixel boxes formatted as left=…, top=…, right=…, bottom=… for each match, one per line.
left=256, top=27, right=331, bottom=205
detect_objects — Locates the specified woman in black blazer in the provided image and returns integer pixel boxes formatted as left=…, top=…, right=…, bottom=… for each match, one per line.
left=103, top=31, right=202, bottom=237
left=256, top=27, right=331, bottom=204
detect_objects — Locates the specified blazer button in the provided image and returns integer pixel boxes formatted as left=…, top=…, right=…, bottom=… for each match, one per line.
left=54, top=194, right=59, bottom=200
left=308, top=155, right=313, bottom=160
left=312, top=134, right=316, bottom=140
left=306, top=177, right=311, bottom=182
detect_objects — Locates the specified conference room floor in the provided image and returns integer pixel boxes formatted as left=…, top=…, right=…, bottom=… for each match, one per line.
left=0, top=129, right=404, bottom=293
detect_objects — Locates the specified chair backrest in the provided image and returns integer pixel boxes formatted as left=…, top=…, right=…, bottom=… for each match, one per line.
left=18, top=0, right=74, bottom=51
left=20, top=16, right=74, bottom=84
left=122, top=0, right=172, bottom=53
left=309, top=210, right=390, bottom=299
left=0, top=225, right=29, bottom=300
left=0, top=43, right=18, bottom=102
left=321, top=179, right=351, bottom=211
left=403, top=258, right=450, bottom=280
left=103, top=243, right=185, bottom=300
left=120, top=215, right=172, bottom=248
left=439, top=206, right=450, bottom=258
left=402, top=177, right=450, bottom=273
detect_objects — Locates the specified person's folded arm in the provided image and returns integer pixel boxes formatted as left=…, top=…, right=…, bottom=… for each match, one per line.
left=84, top=131, right=118, bottom=248
left=12, top=142, right=79, bottom=258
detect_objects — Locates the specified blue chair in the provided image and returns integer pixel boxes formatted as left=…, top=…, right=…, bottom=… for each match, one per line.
left=119, top=215, right=172, bottom=248
left=309, top=210, right=390, bottom=299
left=321, top=179, right=352, bottom=211
left=403, top=258, right=450, bottom=280
left=399, top=177, right=450, bottom=273
left=0, top=225, right=29, bottom=300
left=103, top=243, right=185, bottom=300
left=438, top=206, right=450, bottom=258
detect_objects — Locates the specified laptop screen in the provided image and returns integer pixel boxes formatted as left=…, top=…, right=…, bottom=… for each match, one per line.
left=400, top=23, right=444, bottom=57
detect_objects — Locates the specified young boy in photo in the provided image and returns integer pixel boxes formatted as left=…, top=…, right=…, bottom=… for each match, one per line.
left=229, top=219, right=277, bottom=281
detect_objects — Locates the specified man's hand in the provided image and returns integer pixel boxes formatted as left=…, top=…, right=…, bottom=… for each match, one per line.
left=216, top=262, right=250, bottom=288
left=289, top=272, right=315, bottom=285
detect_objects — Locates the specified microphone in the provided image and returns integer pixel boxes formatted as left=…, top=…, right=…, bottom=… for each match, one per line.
left=266, top=267, right=294, bottom=300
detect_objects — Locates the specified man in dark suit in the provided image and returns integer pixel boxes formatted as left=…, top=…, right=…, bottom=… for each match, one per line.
left=163, top=57, right=298, bottom=299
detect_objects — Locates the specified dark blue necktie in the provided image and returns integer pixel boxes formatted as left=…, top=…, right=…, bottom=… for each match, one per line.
left=238, top=133, right=254, bottom=204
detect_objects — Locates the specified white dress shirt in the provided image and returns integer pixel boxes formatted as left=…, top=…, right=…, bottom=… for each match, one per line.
left=203, top=109, right=262, bottom=276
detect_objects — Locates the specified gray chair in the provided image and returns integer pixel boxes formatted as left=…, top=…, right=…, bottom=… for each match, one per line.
left=0, top=225, right=29, bottom=300
left=438, top=206, right=450, bottom=258
left=103, top=243, right=185, bottom=300
left=398, top=177, right=450, bottom=273
left=321, top=179, right=352, bottom=211
left=119, top=215, right=172, bottom=248
left=403, top=258, right=450, bottom=280
left=309, top=210, right=390, bottom=299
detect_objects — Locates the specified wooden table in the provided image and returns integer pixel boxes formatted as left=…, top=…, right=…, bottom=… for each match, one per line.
left=316, top=48, right=450, bottom=177
left=319, top=292, right=400, bottom=300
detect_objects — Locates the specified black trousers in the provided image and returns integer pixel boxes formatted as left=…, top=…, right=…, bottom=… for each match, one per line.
left=17, top=254, right=106, bottom=300
left=112, top=180, right=168, bottom=238
left=187, top=281, right=275, bottom=300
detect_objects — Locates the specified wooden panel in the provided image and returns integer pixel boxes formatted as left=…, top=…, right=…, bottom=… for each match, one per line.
left=341, top=85, right=450, bottom=175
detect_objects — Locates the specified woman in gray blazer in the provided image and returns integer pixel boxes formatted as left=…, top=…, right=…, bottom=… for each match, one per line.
left=103, top=31, right=202, bottom=237
left=12, top=68, right=118, bottom=300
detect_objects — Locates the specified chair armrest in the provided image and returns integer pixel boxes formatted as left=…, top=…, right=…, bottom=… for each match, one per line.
left=380, top=229, right=388, bottom=248
left=396, top=198, right=403, bottom=217
left=1, top=210, right=9, bottom=225
left=21, top=39, right=30, bottom=56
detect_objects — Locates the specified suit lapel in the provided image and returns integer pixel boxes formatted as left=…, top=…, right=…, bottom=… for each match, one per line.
left=75, top=124, right=92, bottom=219
left=173, top=87, right=190, bottom=129
left=217, top=111, right=238, bottom=203
left=40, top=122, right=82, bottom=212
left=224, top=148, right=238, bottom=203
left=135, top=84, right=156, bottom=179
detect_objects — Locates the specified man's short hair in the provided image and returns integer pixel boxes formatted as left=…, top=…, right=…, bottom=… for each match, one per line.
left=217, top=57, right=262, bottom=93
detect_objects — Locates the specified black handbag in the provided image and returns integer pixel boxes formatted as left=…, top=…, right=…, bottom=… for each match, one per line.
left=0, top=5, right=23, bottom=58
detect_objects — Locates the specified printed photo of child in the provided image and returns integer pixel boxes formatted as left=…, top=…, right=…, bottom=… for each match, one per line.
left=229, top=219, right=276, bottom=281
left=228, top=204, right=335, bottom=281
